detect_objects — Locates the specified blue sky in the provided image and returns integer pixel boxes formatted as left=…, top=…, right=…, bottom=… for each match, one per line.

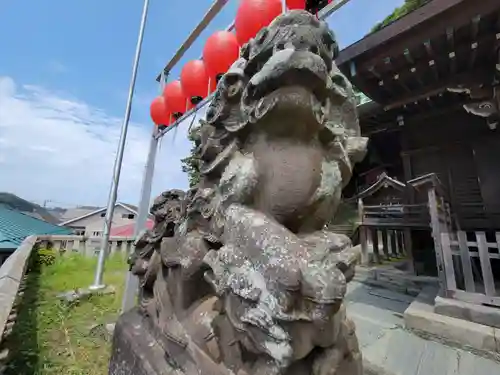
left=0, top=0, right=403, bottom=207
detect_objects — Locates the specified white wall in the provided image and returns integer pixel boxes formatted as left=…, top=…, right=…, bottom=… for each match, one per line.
left=0, top=252, right=13, bottom=266
left=65, top=205, right=137, bottom=236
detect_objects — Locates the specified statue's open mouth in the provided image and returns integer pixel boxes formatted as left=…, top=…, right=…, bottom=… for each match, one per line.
left=240, top=48, right=333, bottom=128
left=242, top=48, right=330, bottom=106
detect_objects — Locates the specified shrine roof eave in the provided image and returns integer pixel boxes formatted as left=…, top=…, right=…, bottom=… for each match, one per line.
left=347, top=172, right=406, bottom=202
left=335, top=0, right=500, bottom=110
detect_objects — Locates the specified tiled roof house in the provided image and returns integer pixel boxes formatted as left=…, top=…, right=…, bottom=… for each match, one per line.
left=0, top=205, right=72, bottom=264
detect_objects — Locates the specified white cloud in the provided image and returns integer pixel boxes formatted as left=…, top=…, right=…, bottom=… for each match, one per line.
left=0, top=76, right=198, bottom=207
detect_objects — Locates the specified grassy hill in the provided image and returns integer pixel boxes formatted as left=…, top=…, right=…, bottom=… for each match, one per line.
left=0, top=192, right=60, bottom=224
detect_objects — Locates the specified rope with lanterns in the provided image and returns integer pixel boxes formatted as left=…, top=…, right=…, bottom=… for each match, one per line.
left=149, top=0, right=333, bottom=128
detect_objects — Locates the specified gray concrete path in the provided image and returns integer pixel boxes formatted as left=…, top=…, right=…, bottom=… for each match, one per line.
left=345, top=281, right=500, bottom=375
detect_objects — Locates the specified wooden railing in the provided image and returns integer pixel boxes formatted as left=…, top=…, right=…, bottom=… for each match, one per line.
left=362, top=203, right=430, bottom=227
left=441, top=231, right=500, bottom=307
left=359, top=226, right=408, bottom=264
left=0, top=236, right=37, bottom=370
left=358, top=201, right=430, bottom=266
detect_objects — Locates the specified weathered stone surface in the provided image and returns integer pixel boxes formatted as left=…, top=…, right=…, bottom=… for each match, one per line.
left=404, top=286, right=500, bottom=356
left=353, top=265, right=439, bottom=297
left=347, top=281, right=500, bottom=375
left=110, top=9, right=368, bottom=375
left=435, top=295, right=500, bottom=329
left=109, top=309, right=177, bottom=375
left=0, top=236, right=36, bottom=342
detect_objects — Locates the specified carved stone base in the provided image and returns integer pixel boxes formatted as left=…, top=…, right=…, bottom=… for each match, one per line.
left=109, top=306, right=363, bottom=375
left=109, top=308, right=177, bottom=375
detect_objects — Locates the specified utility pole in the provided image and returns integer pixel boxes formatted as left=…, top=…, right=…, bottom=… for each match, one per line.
left=90, top=0, right=151, bottom=290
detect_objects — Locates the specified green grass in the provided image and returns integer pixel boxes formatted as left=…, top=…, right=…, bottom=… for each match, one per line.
left=5, top=252, right=128, bottom=375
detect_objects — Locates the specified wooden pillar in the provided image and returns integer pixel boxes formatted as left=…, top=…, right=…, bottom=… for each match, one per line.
left=381, top=230, right=390, bottom=260
left=403, top=228, right=414, bottom=273
left=358, top=199, right=369, bottom=265
left=393, top=230, right=399, bottom=256
left=428, top=186, right=448, bottom=291
left=372, top=229, right=381, bottom=263
left=390, top=230, right=398, bottom=257
left=400, top=121, right=416, bottom=272
left=387, top=230, right=393, bottom=256
left=397, top=230, right=405, bottom=255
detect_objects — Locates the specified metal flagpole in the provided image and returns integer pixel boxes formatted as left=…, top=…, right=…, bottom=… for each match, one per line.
left=90, top=0, right=151, bottom=290
left=120, top=125, right=159, bottom=311
left=121, top=71, right=165, bottom=312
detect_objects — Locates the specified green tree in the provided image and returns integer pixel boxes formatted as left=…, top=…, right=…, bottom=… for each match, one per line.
left=180, top=127, right=201, bottom=188
left=371, top=0, right=429, bottom=33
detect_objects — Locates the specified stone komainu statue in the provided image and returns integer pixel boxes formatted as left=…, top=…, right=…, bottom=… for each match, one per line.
left=110, top=10, right=368, bottom=375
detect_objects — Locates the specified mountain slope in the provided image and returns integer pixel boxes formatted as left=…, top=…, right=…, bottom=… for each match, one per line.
left=0, top=192, right=60, bottom=224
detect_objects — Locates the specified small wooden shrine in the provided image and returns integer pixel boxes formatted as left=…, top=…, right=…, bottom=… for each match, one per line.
left=336, top=0, right=500, bottom=307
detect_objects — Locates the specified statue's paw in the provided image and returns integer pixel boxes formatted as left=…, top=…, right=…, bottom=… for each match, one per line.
left=311, top=317, right=363, bottom=375
left=299, top=229, right=360, bottom=283
left=298, top=229, right=351, bottom=253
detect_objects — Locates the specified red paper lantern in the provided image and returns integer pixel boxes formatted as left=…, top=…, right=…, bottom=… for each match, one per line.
left=209, top=76, right=217, bottom=93
left=235, top=0, right=282, bottom=46
left=203, top=31, right=240, bottom=79
left=163, top=80, right=187, bottom=117
left=286, top=0, right=305, bottom=10
left=181, top=60, right=211, bottom=104
left=150, top=97, right=171, bottom=126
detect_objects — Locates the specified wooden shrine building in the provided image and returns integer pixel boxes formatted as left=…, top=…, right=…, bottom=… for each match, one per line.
left=336, top=0, right=500, bottom=307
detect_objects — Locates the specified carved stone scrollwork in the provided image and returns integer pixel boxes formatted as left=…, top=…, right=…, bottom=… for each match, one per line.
left=110, top=10, right=368, bottom=375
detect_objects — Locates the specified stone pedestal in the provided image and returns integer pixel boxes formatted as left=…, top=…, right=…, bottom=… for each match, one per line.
left=109, top=308, right=175, bottom=375
left=434, top=295, right=500, bottom=329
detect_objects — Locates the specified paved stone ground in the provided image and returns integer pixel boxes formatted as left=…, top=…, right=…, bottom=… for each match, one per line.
left=345, top=281, right=500, bottom=375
